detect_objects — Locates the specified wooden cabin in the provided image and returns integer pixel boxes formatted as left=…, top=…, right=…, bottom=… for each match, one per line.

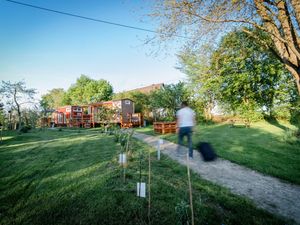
left=89, top=99, right=139, bottom=128
left=52, top=105, right=89, bottom=128
left=51, top=99, right=143, bottom=128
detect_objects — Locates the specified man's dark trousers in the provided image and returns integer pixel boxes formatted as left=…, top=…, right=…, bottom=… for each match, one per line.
left=178, top=126, right=193, bottom=158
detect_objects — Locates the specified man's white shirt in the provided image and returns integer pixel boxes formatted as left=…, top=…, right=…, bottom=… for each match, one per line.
left=176, top=107, right=195, bottom=127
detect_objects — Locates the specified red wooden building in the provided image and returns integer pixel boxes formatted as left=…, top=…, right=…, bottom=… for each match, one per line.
left=52, top=105, right=89, bottom=127
left=51, top=99, right=143, bottom=128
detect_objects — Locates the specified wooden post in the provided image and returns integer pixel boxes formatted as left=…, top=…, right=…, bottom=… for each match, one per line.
left=82, top=109, right=84, bottom=128
left=187, top=154, right=194, bottom=225
left=0, top=126, right=3, bottom=143
left=148, top=145, right=151, bottom=225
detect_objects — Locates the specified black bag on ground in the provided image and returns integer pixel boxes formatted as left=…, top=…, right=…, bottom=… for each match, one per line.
left=197, top=142, right=217, bottom=161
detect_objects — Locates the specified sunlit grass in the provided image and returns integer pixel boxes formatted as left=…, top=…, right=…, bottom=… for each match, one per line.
left=0, top=129, right=289, bottom=225
left=1, top=136, right=13, bottom=141
left=136, top=121, right=300, bottom=184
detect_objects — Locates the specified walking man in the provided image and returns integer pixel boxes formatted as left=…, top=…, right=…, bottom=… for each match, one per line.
left=176, top=101, right=196, bottom=158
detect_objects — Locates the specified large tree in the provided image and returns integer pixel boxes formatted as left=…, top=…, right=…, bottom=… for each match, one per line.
left=40, top=88, right=65, bottom=110
left=0, top=81, right=36, bottom=131
left=151, top=0, right=300, bottom=94
left=149, top=82, right=189, bottom=121
left=177, top=45, right=219, bottom=120
left=211, top=29, right=296, bottom=117
left=66, top=75, right=113, bottom=105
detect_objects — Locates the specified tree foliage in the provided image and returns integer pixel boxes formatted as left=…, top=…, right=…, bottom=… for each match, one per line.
left=22, top=107, right=40, bottom=129
left=63, top=75, right=113, bottom=105
left=0, top=81, right=36, bottom=130
left=40, top=88, right=65, bottom=110
left=211, top=30, right=295, bottom=117
left=40, top=76, right=113, bottom=111
left=177, top=29, right=298, bottom=125
left=95, top=107, right=117, bottom=125
left=151, top=0, right=300, bottom=94
left=149, top=82, right=189, bottom=121
left=177, top=45, right=219, bottom=121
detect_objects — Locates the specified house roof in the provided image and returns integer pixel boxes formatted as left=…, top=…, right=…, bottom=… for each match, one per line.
left=129, top=83, right=164, bottom=94
left=89, top=98, right=134, bottom=107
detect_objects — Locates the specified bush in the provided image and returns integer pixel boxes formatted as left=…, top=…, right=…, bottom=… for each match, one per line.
left=237, top=104, right=263, bottom=128
left=288, top=97, right=300, bottom=129
left=20, top=126, right=31, bottom=133
left=282, top=129, right=300, bottom=145
left=290, top=111, right=300, bottom=129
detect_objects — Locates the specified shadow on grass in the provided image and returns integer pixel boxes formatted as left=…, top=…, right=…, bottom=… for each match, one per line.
left=0, top=129, right=84, bottom=148
left=265, top=118, right=289, bottom=131
left=0, top=130, right=291, bottom=225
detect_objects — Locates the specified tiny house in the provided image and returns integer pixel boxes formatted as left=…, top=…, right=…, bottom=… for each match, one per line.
left=89, top=99, right=136, bottom=127
left=52, top=105, right=87, bottom=127
left=51, top=99, right=143, bottom=128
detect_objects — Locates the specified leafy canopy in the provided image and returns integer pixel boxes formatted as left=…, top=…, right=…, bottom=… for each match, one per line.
left=211, top=29, right=295, bottom=115
left=40, top=88, right=65, bottom=110
left=149, top=82, right=189, bottom=121
left=65, top=75, right=113, bottom=105
left=151, top=0, right=300, bottom=94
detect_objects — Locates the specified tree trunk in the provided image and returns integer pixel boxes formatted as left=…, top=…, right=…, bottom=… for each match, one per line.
left=254, top=0, right=300, bottom=95
left=13, top=88, right=22, bottom=131
left=286, top=65, right=300, bottom=94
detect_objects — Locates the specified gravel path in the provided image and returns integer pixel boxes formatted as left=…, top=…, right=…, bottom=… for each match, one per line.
left=134, top=132, right=300, bottom=224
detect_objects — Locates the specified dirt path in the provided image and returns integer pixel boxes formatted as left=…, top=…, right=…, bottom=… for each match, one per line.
left=134, top=132, right=300, bottom=224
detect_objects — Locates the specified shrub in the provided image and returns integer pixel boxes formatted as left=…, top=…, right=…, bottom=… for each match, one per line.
left=20, top=125, right=31, bottom=133
left=282, top=129, right=300, bottom=145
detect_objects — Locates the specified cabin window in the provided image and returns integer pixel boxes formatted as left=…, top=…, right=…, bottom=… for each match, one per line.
left=73, top=107, right=82, bottom=112
left=125, top=100, right=131, bottom=105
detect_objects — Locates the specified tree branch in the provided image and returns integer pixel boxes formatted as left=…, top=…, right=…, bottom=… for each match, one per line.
left=290, top=0, right=300, bottom=26
left=276, top=1, right=300, bottom=60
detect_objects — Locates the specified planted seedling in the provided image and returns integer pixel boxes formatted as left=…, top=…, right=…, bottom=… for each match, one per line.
left=175, top=201, right=190, bottom=225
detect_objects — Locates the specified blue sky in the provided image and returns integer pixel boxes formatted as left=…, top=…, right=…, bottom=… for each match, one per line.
left=0, top=0, right=185, bottom=98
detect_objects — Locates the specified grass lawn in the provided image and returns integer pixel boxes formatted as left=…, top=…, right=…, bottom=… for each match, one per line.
left=135, top=121, right=300, bottom=185
left=0, top=129, right=290, bottom=225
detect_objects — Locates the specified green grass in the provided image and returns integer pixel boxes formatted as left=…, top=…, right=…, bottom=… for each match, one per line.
left=135, top=121, right=300, bottom=185
left=0, top=129, right=290, bottom=225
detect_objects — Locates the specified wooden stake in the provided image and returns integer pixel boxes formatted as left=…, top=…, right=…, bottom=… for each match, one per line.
left=139, top=150, right=142, bottom=196
left=123, top=159, right=126, bottom=183
left=187, top=153, right=194, bottom=225
left=148, top=145, right=151, bottom=225
left=0, top=126, right=2, bottom=143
